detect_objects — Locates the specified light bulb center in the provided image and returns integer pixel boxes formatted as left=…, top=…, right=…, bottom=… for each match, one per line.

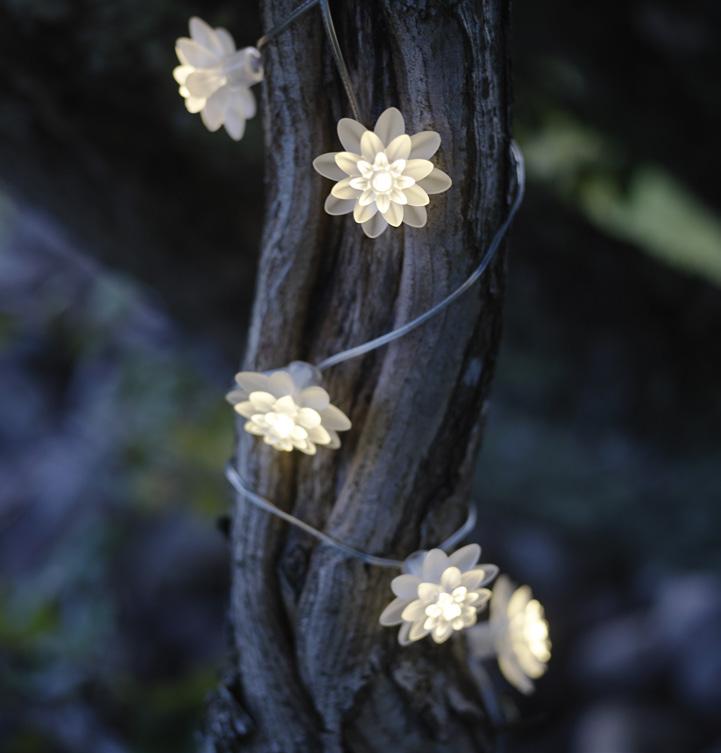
left=270, top=412, right=295, bottom=439
left=371, top=171, right=393, bottom=193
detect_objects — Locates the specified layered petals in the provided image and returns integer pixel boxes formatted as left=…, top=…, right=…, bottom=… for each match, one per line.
left=313, top=107, right=453, bottom=237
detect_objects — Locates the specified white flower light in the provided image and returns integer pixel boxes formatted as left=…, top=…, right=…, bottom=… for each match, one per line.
left=173, top=17, right=263, bottom=141
left=226, top=361, right=351, bottom=454
left=379, top=544, right=498, bottom=645
left=313, top=107, right=452, bottom=238
left=467, top=575, right=551, bottom=694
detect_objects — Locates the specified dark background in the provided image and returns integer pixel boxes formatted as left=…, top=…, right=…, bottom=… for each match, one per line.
left=1, top=1, right=720, bottom=751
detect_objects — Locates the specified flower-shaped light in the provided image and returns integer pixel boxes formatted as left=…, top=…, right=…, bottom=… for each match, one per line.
left=313, top=107, right=452, bottom=238
left=173, top=17, right=263, bottom=141
left=226, top=361, right=351, bottom=454
left=467, top=575, right=551, bottom=694
left=379, top=544, right=498, bottom=645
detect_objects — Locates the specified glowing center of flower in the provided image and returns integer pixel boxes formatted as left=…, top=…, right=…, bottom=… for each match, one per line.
left=371, top=170, right=393, bottom=193
left=266, top=411, right=296, bottom=440
left=425, top=586, right=469, bottom=623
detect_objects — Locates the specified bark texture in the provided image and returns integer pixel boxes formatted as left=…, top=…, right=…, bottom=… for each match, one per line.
left=207, top=0, right=511, bottom=750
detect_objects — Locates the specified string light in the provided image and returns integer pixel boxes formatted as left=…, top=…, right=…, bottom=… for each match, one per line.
left=173, top=17, right=263, bottom=140
left=226, top=361, right=351, bottom=454
left=466, top=575, right=551, bottom=694
left=379, top=544, right=498, bottom=645
left=313, top=108, right=452, bottom=238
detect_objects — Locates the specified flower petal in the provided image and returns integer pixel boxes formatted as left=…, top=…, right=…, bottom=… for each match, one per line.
left=297, top=407, right=321, bottom=429
left=418, top=167, right=452, bottom=194
left=403, top=184, right=430, bottom=207
left=448, top=543, right=481, bottom=572
left=185, top=96, right=205, bottom=114
left=374, top=107, right=405, bottom=145
left=379, top=597, right=407, bottom=626
left=274, top=395, right=297, bottom=414
left=389, top=190, right=408, bottom=206
left=384, top=201, right=403, bottom=227
left=173, top=64, right=193, bottom=85
left=234, top=87, right=256, bottom=119
left=418, top=582, right=441, bottom=602
left=300, top=386, right=330, bottom=411
left=215, top=27, right=236, bottom=55
left=403, top=159, right=435, bottom=181
left=362, top=213, right=388, bottom=238
left=244, top=420, right=264, bottom=436
left=431, top=623, right=454, bottom=644
left=190, top=17, right=224, bottom=54
left=402, top=205, right=427, bottom=228
left=313, top=153, right=346, bottom=181
left=175, top=38, right=218, bottom=68
left=409, top=621, right=430, bottom=642
left=401, top=600, right=427, bottom=622
left=201, top=87, right=230, bottom=132
left=327, top=430, right=341, bottom=449
left=334, top=152, right=361, bottom=176
left=354, top=202, right=377, bottom=224
left=410, top=131, right=441, bottom=160
left=223, top=107, right=246, bottom=141
left=308, top=425, right=331, bottom=445
left=376, top=194, right=390, bottom=214
left=498, top=653, right=534, bottom=695
left=384, top=134, right=412, bottom=163
left=320, top=405, right=351, bottom=431
left=422, top=549, right=450, bottom=581
left=325, top=194, right=356, bottom=216
left=185, top=69, right=224, bottom=99
left=233, top=401, right=255, bottom=418
left=338, top=117, right=366, bottom=152
left=360, top=130, right=384, bottom=161
left=398, top=622, right=412, bottom=646
left=234, top=372, right=271, bottom=394
left=391, top=574, right=421, bottom=599
left=331, top=178, right=361, bottom=200
left=248, top=391, right=275, bottom=411
left=440, top=566, right=462, bottom=591
left=268, top=371, right=295, bottom=398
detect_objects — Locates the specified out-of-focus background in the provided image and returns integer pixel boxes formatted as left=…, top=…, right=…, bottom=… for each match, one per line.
left=1, top=1, right=719, bottom=751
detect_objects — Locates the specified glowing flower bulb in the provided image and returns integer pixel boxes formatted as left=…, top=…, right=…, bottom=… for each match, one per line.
left=379, top=544, right=498, bottom=645
left=173, top=17, right=263, bottom=141
left=313, top=107, right=453, bottom=238
left=226, top=361, right=351, bottom=454
left=466, top=575, right=551, bottom=694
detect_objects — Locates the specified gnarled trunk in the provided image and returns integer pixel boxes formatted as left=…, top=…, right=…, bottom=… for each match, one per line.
left=206, top=0, right=511, bottom=750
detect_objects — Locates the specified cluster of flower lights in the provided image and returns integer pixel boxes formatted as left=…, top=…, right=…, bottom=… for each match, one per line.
left=175, top=9, right=550, bottom=702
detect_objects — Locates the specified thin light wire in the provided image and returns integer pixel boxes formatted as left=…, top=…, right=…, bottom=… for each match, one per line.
left=255, top=0, right=362, bottom=121
left=226, top=462, right=478, bottom=569
left=318, top=0, right=362, bottom=121
left=316, top=142, right=525, bottom=371
left=256, top=0, right=319, bottom=49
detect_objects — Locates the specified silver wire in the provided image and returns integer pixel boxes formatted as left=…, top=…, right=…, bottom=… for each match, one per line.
left=226, top=462, right=478, bottom=569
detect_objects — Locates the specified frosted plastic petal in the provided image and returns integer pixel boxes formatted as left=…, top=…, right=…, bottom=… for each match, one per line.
left=409, top=621, right=430, bottom=642
left=313, top=153, right=346, bottom=181
left=185, top=97, right=205, bottom=114
left=248, top=391, right=275, bottom=410
left=374, top=107, right=405, bottom=145
left=360, top=131, right=384, bottom=161
left=300, top=386, right=330, bottom=411
left=409, top=131, right=441, bottom=160
left=362, top=214, right=388, bottom=238
left=376, top=194, right=390, bottom=214
left=297, top=407, right=321, bottom=429
left=422, top=549, right=450, bottom=581
left=379, top=597, right=407, bottom=626
left=398, top=622, right=412, bottom=646
left=307, top=425, right=331, bottom=445
left=325, top=194, right=356, bottom=216
left=235, top=372, right=271, bottom=394
left=274, top=395, right=297, bottom=414
left=403, top=184, right=430, bottom=207
left=190, top=17, right=223, bottom=54
left=337, top=118, right=365, bottom=152
left=176, top=38, right=218, bottom=68
left=448, top=543, right=481, bottom=571
left=440, top=566, right=462, bottom=591
left=268, top=371, right=295, bottom=397
left=319, top=405, right=351, bottom=430
left=215, top=27, right=236, bottom=55
left=201, top=87, right=230, bottom=131
left=401, top=600, right=427, bottom=622
left=334, top=152, right=361, bottom=176
left=403, top=159, right=435, bottom=181
left=327, top=430, right=341, bottom=449
left=391, top=574, right=421, bottom=599
left=233, top=401, right=255, bottom=418
left=402, top=205, right=427, bottom=228
left=173, top=64, right=193, bottom=85
left=223, top=107, right=246, bottom=141
left=418, top=167, right=452, bottom=194
left=384, top=201, right=403, bottom=227
left=384, top=134, right=412, bottom=163
left=331, top=178, right=361, bottom=200
left=185, top=70, right=223, bottom=99
left=354, top=202, right=378, bottom=224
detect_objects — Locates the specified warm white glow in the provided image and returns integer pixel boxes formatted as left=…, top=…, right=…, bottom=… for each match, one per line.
left=468, top=575, right=551, bottom=694
left=379, top=545, right=498, bottom=646
left=313, top=107, right=453, bottom=238
left=226, top=362, right=351, bottom=454
left=173, top=17, right=263, bottom=141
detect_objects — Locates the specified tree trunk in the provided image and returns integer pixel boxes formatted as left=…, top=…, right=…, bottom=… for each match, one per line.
left=206, top=0, right=511, bottom=751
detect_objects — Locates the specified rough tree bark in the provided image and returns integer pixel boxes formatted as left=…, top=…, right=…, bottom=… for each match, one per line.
left=206, top=0, right=511, bottom=751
